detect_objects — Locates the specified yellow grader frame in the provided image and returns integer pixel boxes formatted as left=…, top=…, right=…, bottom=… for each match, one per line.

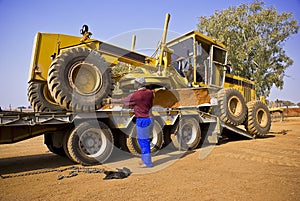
left=28, top=13, right=271, bottom=137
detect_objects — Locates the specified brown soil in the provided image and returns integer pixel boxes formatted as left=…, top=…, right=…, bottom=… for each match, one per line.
left=0, top=117, right=300, bottom=201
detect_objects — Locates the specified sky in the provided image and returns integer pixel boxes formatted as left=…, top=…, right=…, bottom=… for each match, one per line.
left=0, top=0, right=299, bottom=108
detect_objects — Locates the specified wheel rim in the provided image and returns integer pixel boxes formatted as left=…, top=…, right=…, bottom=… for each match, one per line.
left=79, top=128, right=107, bottom=157
left=228, top=95, right=242, bottom=117
left=256, top=108, right=268, bottom=128
left=181, top=121, right=197, bottom=145
left=150, top=125, right=159, bottom=149
left=69, top=61, right=102, bottom=95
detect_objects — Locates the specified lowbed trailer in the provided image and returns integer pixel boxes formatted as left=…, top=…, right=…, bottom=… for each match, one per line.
left=0, top=107, right=253, bottom=165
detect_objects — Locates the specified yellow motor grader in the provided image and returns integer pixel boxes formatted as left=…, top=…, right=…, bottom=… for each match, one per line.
left=0, top=13, right=273, bottom=165
left=28, top=13, right=271, bottom=139
left=28, top=14, right=270, bottom=136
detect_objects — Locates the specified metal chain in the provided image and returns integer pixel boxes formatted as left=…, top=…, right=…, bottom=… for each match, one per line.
left=0, top=166, right=106, bottom=180
left=57, top=167, right=106, bottom=180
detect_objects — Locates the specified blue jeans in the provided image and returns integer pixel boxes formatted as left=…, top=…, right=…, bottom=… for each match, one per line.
left=136, top=118, right=153, bottom=167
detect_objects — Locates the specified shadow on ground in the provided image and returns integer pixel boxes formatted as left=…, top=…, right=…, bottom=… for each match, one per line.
left=0, top=153, right=74, bottom=175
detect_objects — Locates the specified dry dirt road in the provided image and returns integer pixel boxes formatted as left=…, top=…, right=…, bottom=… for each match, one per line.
left=0, top=117, right=299, bottom=201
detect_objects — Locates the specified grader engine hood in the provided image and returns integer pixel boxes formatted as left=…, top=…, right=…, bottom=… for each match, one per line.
left=116, top=66, right=188, bottom=93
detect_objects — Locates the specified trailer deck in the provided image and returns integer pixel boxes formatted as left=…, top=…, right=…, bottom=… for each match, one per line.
left=0, top=107, right=253, bottom=144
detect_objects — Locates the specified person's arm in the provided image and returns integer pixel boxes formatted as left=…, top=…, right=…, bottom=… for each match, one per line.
left=111, top=98, right=122, bottom=103
left=104, top=93, right=135, bottom=107
left=120, top=93, right=135, bottom=106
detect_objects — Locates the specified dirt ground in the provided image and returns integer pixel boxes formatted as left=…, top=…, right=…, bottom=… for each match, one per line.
left=0, top=117, right=299, bottom=201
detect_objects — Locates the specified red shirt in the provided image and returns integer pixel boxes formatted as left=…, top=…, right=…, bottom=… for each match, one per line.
left=121, top=88, right=154, bottom=118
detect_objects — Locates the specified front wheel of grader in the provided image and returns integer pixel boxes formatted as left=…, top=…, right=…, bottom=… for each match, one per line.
left=47, top=47, right=114, bottom=112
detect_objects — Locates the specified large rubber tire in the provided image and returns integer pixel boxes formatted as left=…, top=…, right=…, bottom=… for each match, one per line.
left=28, top=82, right=62, bottom=112
left=117, top=129, right=130, bottom=152
left=171, top=117, right=201, bottom=151
left=245, top=100, right=271, bottom=137
left=46, top=144, right=66, bottom=156
left=44, top=133, right=66, bottom=157
left=66, top=121, right=114, bottom=165
left=216, top=88, right=247, bottom=126
left=126, top=120, right=164, bottom=156
left=48, top=47, right=113, bottom=112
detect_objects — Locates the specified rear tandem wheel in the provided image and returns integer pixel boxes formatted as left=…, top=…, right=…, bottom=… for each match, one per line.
left=245, top=100, right=271, bottom=137
left=28, top=82, right=62, bottom=112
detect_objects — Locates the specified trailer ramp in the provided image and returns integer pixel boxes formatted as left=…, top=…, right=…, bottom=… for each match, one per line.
left=221, top=122, right=254, bottom=139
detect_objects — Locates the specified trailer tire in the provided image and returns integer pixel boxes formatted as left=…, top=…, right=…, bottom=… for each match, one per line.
left=245, top=100, right=271, bottom=137
left=66, top=121, right=114, bottom=165
left=46, top=144, right=66, bottom=156
left=217, top=88, right=247, bottom=126
left=126, top=120, right=163, bottom=156
left=171, top=117, right=201, bottom=150
left=44, top=133, right=66, bottom=156
left=118, top=131, right=129, bottom=152
left=48, top=47, right=113, bottom=112
left=62, top=132, right=72, bottom=160
left=28, top=82, right=62, bottom=112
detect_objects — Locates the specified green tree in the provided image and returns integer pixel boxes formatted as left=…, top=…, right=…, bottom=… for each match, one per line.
left=281, top=100, right=295, bottom=107
left=198, top=1, right=299, bottom=98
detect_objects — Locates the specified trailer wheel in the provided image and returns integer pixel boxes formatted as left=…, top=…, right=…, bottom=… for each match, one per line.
left=118, top=130, right=129, bottom=152
left=66, top=121, right=114, bottom=165
left=126, top=120, right=163, bottom=156
left=217, top=88, right=247, bottom=126
left=44, top=133, right=66, bottom=156
left=171, top=117, right=201, bottom=150
left=48, top=47, right=113, bottom=112
left=46, top=144, right=66, bottom=156
left=245, top=100, right=271, bottom=137
left=28, top=82, right=62, bottom=112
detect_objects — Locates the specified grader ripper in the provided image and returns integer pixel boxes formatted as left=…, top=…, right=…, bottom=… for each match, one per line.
left=0, top=14, right=271, bottom=165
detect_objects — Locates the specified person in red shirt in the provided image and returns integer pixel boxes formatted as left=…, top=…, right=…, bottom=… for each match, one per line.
left=113, top=76, right=154, bottom=167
